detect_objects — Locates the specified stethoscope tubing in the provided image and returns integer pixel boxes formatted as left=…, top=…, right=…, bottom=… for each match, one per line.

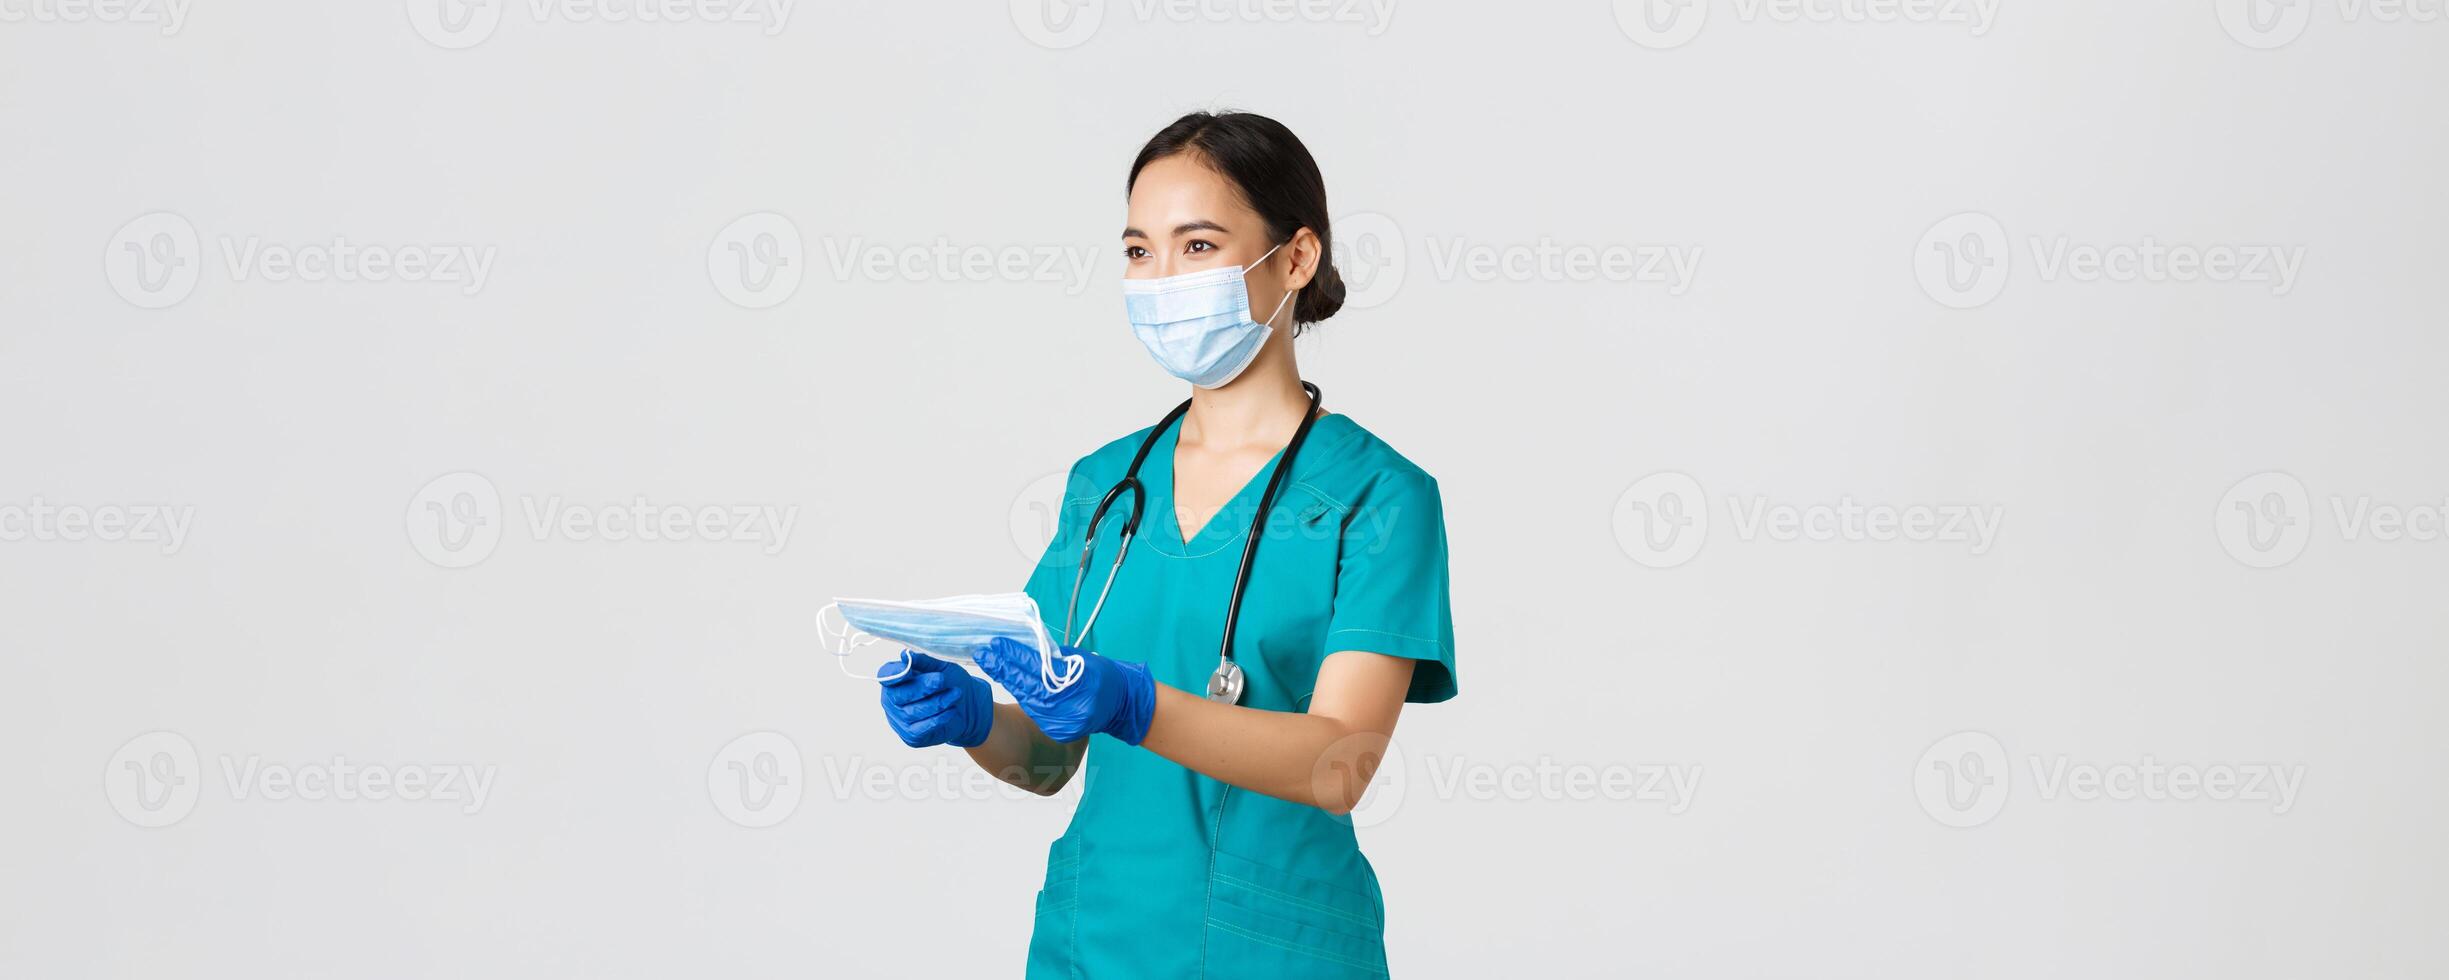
left=1059, top=382, right=1325, bottom=702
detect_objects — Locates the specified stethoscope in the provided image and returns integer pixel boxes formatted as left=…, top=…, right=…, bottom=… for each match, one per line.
left=1060, top=381, right=1325, bottom=706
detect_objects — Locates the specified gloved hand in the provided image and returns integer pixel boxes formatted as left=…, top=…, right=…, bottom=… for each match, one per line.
left=974, top=636, right=1158, bottom=745
left=876, top=652, right=997, bottom=749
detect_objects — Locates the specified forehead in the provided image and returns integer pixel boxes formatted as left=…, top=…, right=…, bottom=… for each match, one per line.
left=1126, top=154, right=1255, bottom=228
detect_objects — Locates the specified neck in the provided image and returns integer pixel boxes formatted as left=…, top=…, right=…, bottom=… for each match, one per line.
left=1182, top=347, right=1308, bottom=450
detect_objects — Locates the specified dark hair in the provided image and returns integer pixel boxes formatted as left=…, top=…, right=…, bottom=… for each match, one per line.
left=1127, top=111, right=1346, bottom=330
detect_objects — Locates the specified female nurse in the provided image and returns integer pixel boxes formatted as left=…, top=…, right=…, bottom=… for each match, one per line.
left=874, top=111, right=1457, bottom=978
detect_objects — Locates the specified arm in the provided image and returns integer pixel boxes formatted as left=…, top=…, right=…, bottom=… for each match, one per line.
left=1138, top=650, right=1414, bottom=814
left=963, top=704, right=1087, bottom=796
left=975, top=637, right=1417, bottom=815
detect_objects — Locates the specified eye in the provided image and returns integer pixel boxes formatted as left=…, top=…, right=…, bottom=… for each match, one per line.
left=1185, top=240, right=1216, bottom=255
left=1123, top=245, right=1149, bottom=260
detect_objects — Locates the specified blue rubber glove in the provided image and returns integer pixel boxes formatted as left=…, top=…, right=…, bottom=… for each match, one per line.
left=876, top=652, right=997, bottom=749
left=974, top=636, right=1157, bottom=745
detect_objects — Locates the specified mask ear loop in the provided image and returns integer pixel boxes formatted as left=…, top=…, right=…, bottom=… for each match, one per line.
left=1021, top=595, right=1085, bottom=693
left=1260, top=286, right=1296, bottom=329
left=1250, top=240, right=1296, bottom=331
left=818, top=602, right=904, bottom=682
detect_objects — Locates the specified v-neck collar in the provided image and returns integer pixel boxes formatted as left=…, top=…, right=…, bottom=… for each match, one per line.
left=1145, top=413, right=1355, bottom=557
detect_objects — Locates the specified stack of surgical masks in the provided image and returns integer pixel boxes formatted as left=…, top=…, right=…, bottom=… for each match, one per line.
left=819, top=592, right=1083, bottom=692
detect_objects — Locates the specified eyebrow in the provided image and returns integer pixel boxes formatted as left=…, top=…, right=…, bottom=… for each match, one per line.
left=1121, top=220, right=1233, bottom=240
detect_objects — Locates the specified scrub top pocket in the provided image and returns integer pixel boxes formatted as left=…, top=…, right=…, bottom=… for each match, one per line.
left=1203, top=850, right=1388, bottom=978
left=1027, top=836, right=1083, bottom=975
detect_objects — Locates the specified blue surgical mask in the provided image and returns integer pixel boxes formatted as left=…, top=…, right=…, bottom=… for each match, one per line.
left=1123, top=242, right=1295, bottom=389
left=821, top=593, right=1083, bottom=691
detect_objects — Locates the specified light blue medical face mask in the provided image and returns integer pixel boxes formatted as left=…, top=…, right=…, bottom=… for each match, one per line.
left=1122, top=242, right=1296, bottom=389
left=820, top=593, right=1083, bottom=691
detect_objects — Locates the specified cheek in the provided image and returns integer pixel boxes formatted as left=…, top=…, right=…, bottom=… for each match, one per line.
left=1248, top=269, right=1296, bottom=304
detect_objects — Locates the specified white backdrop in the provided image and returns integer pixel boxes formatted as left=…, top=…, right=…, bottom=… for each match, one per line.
left=4, top=1, right=2446, bottom=977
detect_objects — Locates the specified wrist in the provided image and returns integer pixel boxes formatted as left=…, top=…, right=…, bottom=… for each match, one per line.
left=1105, top=658, right=1158, bottom=746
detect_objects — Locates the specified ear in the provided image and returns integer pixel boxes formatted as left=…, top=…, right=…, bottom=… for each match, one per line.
left=1279, top=226, right=1324, bottom=294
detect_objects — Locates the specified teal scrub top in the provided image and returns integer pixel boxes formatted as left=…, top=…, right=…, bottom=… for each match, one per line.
left=1018, top=412, right=1457, bottom=979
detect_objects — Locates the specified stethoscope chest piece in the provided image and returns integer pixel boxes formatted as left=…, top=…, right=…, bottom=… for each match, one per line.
left=1206, top=660, right=1246, bottom=705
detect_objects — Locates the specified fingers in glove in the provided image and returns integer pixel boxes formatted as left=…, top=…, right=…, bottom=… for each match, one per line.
left=973, top=636, right=1038, bottom=691
left=883, top=668, right=957, bottom=706
left=892, top=684, right=964, bottom=722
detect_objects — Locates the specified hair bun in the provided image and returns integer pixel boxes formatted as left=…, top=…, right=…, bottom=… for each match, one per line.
left=1295, top=251, right=1346, bottom=330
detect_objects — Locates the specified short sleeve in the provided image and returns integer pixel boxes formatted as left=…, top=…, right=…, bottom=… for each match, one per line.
left=1022, top=459, right=1103, bottom=620
left=1324, top=473, right=1457, bottom=703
